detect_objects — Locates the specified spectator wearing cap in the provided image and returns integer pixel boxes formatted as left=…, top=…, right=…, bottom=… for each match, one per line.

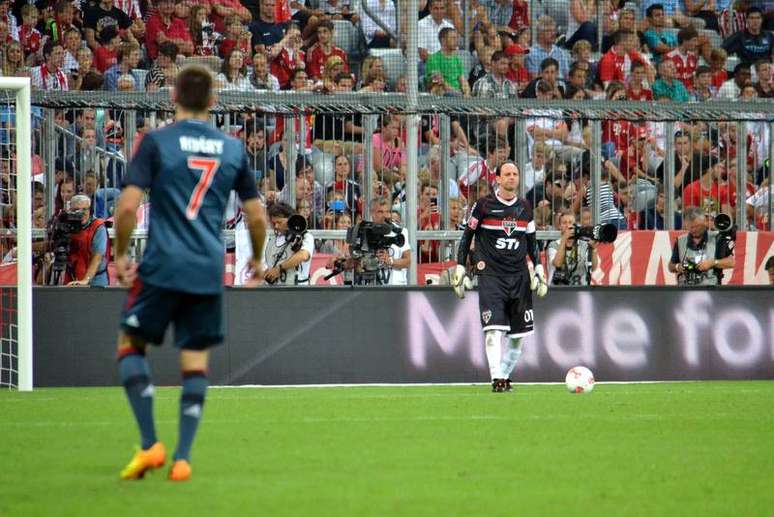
left=722, top=7, right=774, bottom=66
left=718, top=62, right=751, bottom=99
left=145, top=0, right=193, bottom=60
left=754, top=58, right=774, bottom=97
left=418, top=0, right=454, bottom=61
left=643, top=4, right=677, bottom=65
left=665, top=27, right=699, bottom=89
left=306, top=20, right=349, bottom=80
left=83, top=0, right=135, bottom=51
left=522, top=57, right=566, bottom=98
left=504, top=43, right=529, bottom=92
left=93, top=25, right=121, bottom=72
left=652, top=59, right=691, bottom=102
left=30, top=41, right=68, bottom=90
left=526, top=16, right=570, bottom=79
left=145, top=41, right=179, bottom=91
left=692, top=65, right=717, bottom=101
left=424, top=27, right=470, bottom=95
left=103, top=41, right=141, bottom=90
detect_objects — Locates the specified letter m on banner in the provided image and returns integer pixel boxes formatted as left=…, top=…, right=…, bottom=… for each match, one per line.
left=407, top=293, right=485, bottom=369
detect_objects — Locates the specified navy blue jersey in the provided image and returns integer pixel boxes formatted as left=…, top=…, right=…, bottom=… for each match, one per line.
left=124, top=119, right=258, bottom=294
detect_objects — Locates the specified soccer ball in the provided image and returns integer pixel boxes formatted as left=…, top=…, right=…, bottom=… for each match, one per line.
left=565, top=366, right=595, bottom=393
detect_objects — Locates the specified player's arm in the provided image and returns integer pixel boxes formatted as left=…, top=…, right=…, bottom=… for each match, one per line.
left=525, top=216, right=547, bottom=297
left=452, top=204, right=478, bottom=298
left=236, top=148, right=268, bottom=284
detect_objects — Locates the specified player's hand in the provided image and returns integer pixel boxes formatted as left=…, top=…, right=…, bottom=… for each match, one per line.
left=244, top=259, right=265, bottom=287
left=115, top=255, right=137, bottom=288
left=531, top=264, right=548, bottom=298
left=450, top=264, right=473, bottom=299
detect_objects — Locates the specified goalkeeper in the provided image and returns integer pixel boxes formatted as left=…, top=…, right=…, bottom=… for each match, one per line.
left=451, top=162, right=547, bottom=393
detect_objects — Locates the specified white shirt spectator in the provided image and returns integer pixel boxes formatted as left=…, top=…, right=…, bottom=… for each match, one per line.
left=718, top=79, right=740, bottom=100
left=522, top=161, right=545, bottom=192
left=30, top=64, right=69, bottom=91
left=388, top=227, right=411, bottom=285
left=358, top=0, right=397, bottom=43
left=263, top=231, right=315, bottom=285
left=417, top=15, right=453, bottom=56
left=215, top=73, right=255, bottom=91
left=525, top=109, right=564, bottom=156
left=63, top=50, right=79, bottom=74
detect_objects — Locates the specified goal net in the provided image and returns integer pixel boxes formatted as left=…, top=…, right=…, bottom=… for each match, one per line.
left=0, top=78, right=32, bottom=391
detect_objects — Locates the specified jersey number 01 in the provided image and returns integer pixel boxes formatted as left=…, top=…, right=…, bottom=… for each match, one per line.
left=186, top=157, right=220, bottom=220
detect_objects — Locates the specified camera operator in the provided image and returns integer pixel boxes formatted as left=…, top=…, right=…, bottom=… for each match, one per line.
left=263, top=202, right=314, bottom=286
left=63, top=194, right=110, bottom=287
left=669, top=207, right=735, bottom=286
left=371, top=198, right=411, bottom=285
left=547, top=210, right=599, bottom=286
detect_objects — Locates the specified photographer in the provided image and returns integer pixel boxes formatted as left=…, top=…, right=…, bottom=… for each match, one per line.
left=263, top=202, right=314, bottom=286
left=669, top=207, right=735, bottom=286
left=547, top=210, right=599, bottom=286
left=63, top=194, right=110, bottom=287
left=371, top=198, right=411, bottom=285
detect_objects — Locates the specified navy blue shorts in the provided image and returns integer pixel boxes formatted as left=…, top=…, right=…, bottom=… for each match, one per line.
left=120, top=278, right=224, bottom=350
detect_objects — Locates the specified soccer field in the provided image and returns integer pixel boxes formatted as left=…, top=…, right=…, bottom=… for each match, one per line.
left=1, top=382, right=772, bottom=517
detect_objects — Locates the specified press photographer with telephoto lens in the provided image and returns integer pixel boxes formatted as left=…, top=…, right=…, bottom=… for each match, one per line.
left=669, top=207, right=736, bottom=286
left=49, top=194, right=110, bottom=287
left=548, top=210, right=601, bottom=286
left=263, top=202, right=315, bottom=286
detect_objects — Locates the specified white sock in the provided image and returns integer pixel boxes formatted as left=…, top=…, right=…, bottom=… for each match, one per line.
left=485, top=330, right=505, bottom=380
left=500, top=337, right=523, bottom=379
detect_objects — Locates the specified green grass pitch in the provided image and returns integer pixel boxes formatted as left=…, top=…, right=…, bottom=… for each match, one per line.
left=1, top=382, right=773, bottom=517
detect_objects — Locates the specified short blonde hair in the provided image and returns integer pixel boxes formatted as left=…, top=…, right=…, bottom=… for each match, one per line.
left=572, top=40, right=592, bottom=57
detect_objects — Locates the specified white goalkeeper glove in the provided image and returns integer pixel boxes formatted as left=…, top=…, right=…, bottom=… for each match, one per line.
left=450, top=264, right=473, bottom=299
left=530, top=264, right=548, bottom=298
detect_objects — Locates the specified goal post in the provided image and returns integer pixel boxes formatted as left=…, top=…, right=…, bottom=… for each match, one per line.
left=1, top=77, right=32, bottom=391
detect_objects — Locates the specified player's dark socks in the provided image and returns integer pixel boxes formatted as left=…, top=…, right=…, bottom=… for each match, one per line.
left=118, top=349, right=157, bottom=450
left=174, top=370, right=208, bottom=462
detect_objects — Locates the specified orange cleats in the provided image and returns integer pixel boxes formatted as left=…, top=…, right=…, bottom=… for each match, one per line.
left=168, top=460, right=192, bottom=481
left=119, top=442, right=167, bottom=480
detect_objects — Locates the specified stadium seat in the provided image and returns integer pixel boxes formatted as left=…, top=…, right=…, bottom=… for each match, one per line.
left=181, top=55, right=223, bottom=74
left=368, top=48, right=406, bottom=85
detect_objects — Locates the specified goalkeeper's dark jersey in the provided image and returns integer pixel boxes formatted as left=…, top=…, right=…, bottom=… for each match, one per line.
left=458, top=193, right=537, bottom=276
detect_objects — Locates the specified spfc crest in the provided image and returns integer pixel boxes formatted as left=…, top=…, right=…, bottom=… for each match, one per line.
left=482, top=310, right=492, bottom=324
left=502, top=218, right=517, bottom=236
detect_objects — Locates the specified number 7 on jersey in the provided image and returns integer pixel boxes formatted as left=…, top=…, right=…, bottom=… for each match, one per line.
left=186, top=157, right=220, bottom=220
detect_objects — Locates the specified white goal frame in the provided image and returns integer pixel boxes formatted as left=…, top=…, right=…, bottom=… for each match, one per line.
left=4, top=78, right=32, bottom=391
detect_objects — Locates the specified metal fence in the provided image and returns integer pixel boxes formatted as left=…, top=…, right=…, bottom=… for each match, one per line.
left=19, top=90, right=774, bottom=282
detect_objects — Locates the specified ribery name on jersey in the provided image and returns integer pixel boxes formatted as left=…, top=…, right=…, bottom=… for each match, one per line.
left=179, top=136, right=224, bottom=155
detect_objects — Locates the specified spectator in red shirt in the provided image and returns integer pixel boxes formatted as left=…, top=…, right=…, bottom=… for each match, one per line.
left=598, top=29, right=627, bottom=87
left=209, top=0, right=252, bottom=33
left=627, top=61, right=653, bottom=100
left=270, top=23, right=305, bottom=88
left=709, top=47, right=728, bottom=89
left=305, top=20, right=348, bottom=80
left=19, top=4, right=42, bottom=64
left=93, top=25, right=121, bottom=72
left=666, top=26, right=699, bottom=90
left=504, top=43, right=529, bottom=92
left=508, top=0, right=529, bottom=30
left=219, top=15, right=253, bottom=61
left=716, top=162, right=756, bottom=211
left=145, top=0, right=193, bottom=60
left=601, top=82, right=634, bottom=163
left=682, top=160, right=724, bottom=214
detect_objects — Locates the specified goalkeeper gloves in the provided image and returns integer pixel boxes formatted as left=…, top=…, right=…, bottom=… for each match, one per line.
left=531, top=264, right=548, bottom=298
left=450, top=264, right=473, bottom=299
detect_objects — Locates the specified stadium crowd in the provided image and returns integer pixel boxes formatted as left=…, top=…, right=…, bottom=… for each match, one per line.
left=0, top=0, right=772, bottom=279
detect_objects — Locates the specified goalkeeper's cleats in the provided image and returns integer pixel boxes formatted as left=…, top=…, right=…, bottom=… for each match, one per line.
left=119, top=442, right=166, bottom=480
left=505, top=379, right=514, bottom=392
left=168, top=460, right=192, bottom=482
left=491, top=379, right=508, bottom=393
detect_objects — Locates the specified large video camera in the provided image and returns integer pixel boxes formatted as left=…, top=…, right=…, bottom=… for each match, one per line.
left=573, top=223, right=618, bottom=243
left=46, top=209, right=86, bottom=285
left=325, top=221, right=405, bottom=285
